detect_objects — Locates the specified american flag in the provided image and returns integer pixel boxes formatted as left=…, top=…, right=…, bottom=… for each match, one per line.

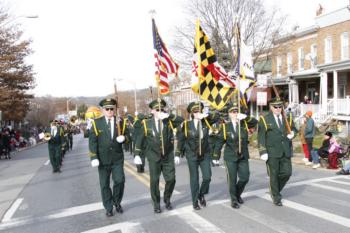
left=152, top=18, right=179, bottom=95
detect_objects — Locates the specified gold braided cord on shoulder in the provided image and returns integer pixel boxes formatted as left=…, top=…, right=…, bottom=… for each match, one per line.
left=92, top=120, right=98, bottom=136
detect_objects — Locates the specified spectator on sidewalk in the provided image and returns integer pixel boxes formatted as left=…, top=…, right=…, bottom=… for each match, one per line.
left=311, top=131, right=341, bottom=169
left=304, top=111, right=315, bottom=165
left=299, top=116, right=310, bottom=162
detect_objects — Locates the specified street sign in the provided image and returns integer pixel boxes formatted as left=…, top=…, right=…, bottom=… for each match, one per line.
left=257, top=92, right=267, bottom=106
left=257, top=74, right=268, bottom=87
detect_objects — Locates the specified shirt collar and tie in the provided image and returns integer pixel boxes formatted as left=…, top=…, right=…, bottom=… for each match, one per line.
left=274, top=114, right=283, bottom=128
left=106, top=117, right=114, bottom=139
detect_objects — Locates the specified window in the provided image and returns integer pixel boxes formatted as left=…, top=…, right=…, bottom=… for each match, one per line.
left=324, top=37, right=332, bottom=63
left=341, top=32, right=349, bottom=60
left=276, top=56, right=282, bottom=76
left=287, top=52, right=292, bottom=74
left=338, top=74, right=347, bottom=98
left=310, top=44, right=317, bottom=68
left=298, top=47, right=304, bottom=70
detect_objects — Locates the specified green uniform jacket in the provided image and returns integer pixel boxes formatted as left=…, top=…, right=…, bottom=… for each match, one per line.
left=46, top=128, right=62, bottom=146
left=176, top=113, right=218, bottom=160
left=258, top=112, right=298, bottom=158
left=214, top=117, right=257, bottom=161
left=89, top=116, right=127, bottom=165
left=134, top=114, right=183, bottom=161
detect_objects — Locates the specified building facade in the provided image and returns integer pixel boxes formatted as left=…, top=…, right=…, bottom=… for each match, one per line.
left=270, top=6, right=350, bottom=133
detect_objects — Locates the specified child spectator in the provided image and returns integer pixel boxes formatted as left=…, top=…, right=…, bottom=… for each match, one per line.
left=311, top=131, right=341, bottom=169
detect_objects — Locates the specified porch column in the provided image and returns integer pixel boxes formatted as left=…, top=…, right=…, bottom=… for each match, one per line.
left=333, top=70, right=338, bottom=115
left=292, top=82, right=299, bottom=104
left=320, top=72, right=328, bottom=114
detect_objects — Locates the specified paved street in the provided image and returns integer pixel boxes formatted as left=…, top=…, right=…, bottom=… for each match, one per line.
left=0, top=134, right=349, bottom=233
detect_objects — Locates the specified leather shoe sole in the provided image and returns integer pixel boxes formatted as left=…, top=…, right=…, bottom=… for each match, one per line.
left=106, top=211, right=114, bottom=217
left=237, top=196, right=244, bottom=204
left=274, top=201, right=283, bottom=206
left=231, top=202, right=240, bottom=209
left=198, top=196, right=206, bottom=207
left=115, top=204, right=123, bottom=213
left=154, top=208, right=161, bottom=213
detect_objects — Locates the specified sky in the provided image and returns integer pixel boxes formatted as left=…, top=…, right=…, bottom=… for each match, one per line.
left=4, top=0, right=350, bottom=97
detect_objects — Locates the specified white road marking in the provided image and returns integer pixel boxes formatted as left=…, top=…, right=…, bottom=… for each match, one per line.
left=260, top=194, right=350, bottom=228
left=2, top=198, right=23, bottom=223
left=81, top=222, right=143, bottom=233
left=309, top=183, right=350, bottom=195
left=44, top=160, right=50, bottom=166
left=0, top=175, right=348, bottom=231
left=174, top=207, right=225, bottom=233
left=221, top=203, right=308, bottom=233
left=327, top=179, right=350, bottom=186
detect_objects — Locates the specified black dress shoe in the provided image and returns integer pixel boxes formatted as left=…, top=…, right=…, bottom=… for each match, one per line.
left=154, top=208, right=161, bottom=213
left=274, top=201, right=283, bottom=206
left=198, top=196, right=206, bottom=207
left=164, top=200, right=173, bottom=210
left=193, top=203, right=201, bottom=210
left=231, top=202, right=240, bottom=209
left=115, top=204, right=123, bottom=213
left=106, top=210, right=114, bottom=217
left=237, top=196, right=244, bottom=204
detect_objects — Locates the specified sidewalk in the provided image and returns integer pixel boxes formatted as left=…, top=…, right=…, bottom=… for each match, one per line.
left=248, top=146, right=342, bottom=171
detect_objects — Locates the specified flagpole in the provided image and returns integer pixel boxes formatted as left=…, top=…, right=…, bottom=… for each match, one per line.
left=150, top=11, right=165, bottom=157
left=114, top=78, right=121, bottom=136
left=234, top=18, right=242, bottom=155
left=196, top=19, right=202, bottom=156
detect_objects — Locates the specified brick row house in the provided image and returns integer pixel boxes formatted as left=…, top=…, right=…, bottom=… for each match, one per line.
left=269, top=6, right=350, bottom=134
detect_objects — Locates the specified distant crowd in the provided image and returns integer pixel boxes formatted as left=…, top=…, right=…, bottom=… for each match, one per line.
left=0, top=126, right=44, bottom=159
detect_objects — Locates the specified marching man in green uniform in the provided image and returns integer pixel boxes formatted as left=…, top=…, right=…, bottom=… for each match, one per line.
left=89, top=98, right=127, bottom=217
left=214, top=102, right=257, bottom=209
left=175, top=102, right=217, bottom=210
left=132, top=113, right=147, bottom=173
left=134, top=99, right=183, bottom=213
left=258, top=97, right=297, bottom=206
left=46, top=120, right=62, bottom=173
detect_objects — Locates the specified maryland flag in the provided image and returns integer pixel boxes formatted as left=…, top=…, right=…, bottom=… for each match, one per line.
left=191, top=20, right=235, bottom=110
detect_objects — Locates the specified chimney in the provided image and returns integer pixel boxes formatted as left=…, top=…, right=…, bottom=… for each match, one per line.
left=316, top=4, right=323, bottom=16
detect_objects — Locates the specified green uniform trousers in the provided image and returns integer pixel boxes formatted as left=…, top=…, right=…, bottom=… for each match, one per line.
left=148, top=158, right=175, bottom=209
left=48, top=144, right=61, bottom=171
left=224, top=159, right=250, bottom=203
left=186, top=156, right=212, bottom=206
left=266, top=154, right=292, bottom=203
left=98, top=162, right=125, bottom=212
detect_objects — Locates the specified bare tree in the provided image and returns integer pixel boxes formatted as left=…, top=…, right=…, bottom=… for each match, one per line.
left=172, top=0, right=287, bottom=71
left=0, top=5, right=35, bottom=122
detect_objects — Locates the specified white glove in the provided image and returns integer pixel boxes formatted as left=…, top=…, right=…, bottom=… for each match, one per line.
left=116, top=135, right=125, bottom=143
left=134, top=155, right=142, bottom=165
left=287, top=131, right=294, bottom=139
left=174, top=156, right=180, bottom=165
left=91, top=159, right=99, bottom=167
left=159, top=112, right=169, bottom=120
left=212, top=159, right=219, bottom=165
left=260, top=153, right=268, bottom=161
left=134, top=111, right=138, bottom=116
left=201, top=113, right=209, bottom=119
left=237, top=113, right=247, bottom=120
